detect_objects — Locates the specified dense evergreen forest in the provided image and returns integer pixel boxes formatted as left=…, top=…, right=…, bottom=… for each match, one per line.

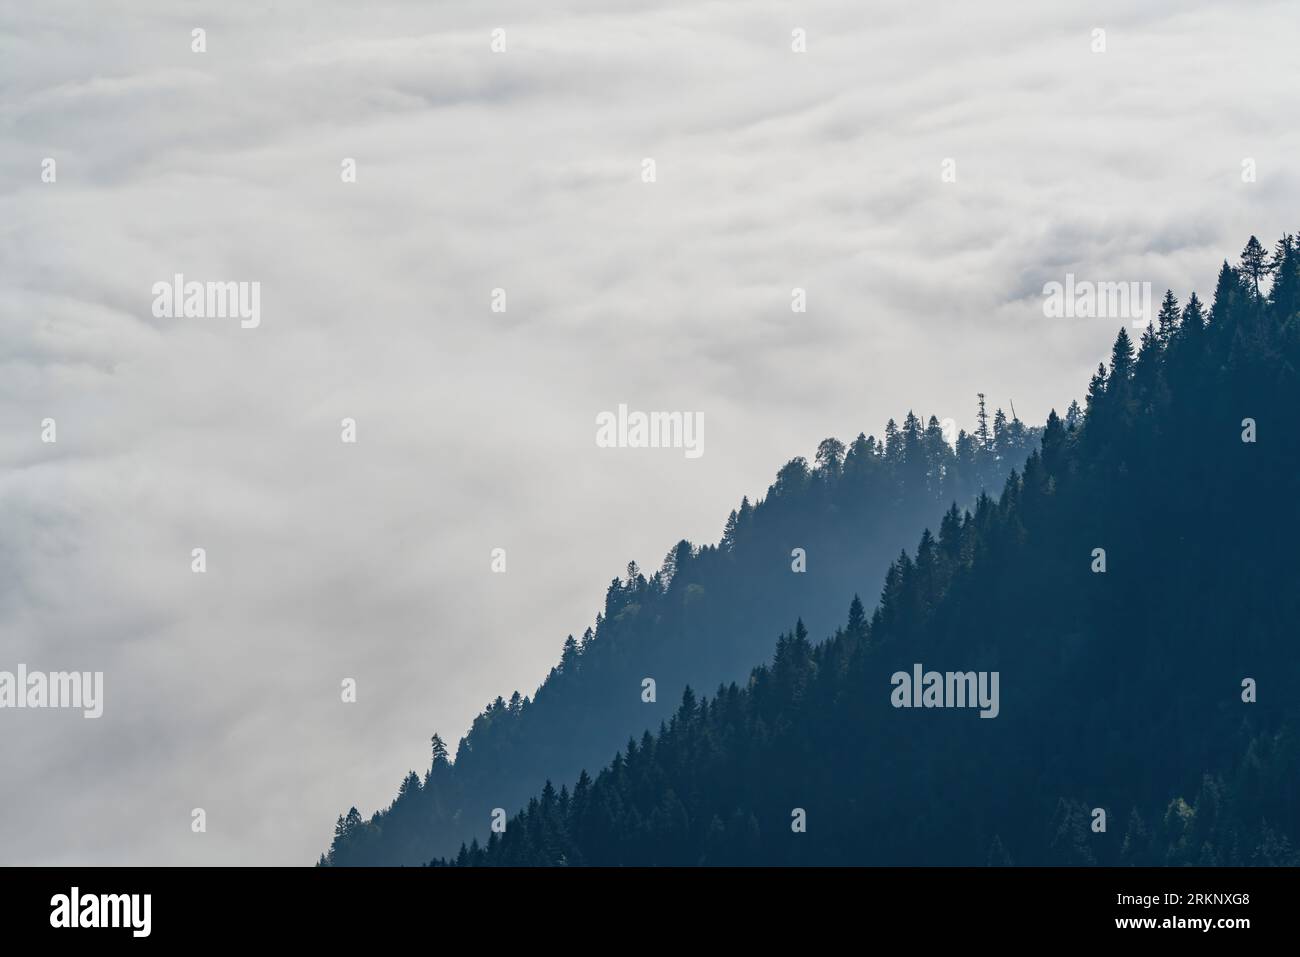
left=429, top=234, right=1300, bottom=866
left=322, top=398, right=1037, bottom=864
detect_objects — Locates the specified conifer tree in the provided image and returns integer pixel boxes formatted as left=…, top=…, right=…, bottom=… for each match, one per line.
left=1239, top=235, right=1271, bottom=298
left=1155, top=289, right=1179, bottom=344
left=1109, top=327, right=1135, bottom=380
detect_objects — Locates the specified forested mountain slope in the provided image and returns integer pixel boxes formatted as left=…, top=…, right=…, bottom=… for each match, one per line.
left=323, top=401, right=1037, bottom=864
left=435, top=235, right=1300, bottom=866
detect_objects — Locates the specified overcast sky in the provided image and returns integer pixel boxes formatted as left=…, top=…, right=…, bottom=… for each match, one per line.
left=1, top=0, right=1297, bottom=865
